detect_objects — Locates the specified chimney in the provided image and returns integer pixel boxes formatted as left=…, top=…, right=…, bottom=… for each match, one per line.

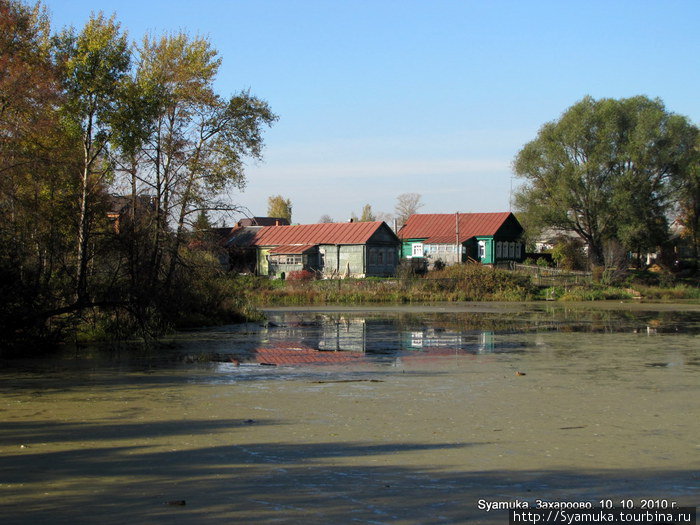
left=275, top=220, right=279, bottom=226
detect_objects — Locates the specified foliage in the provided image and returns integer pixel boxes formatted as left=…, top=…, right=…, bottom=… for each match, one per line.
left=287, top=269, right=316, bottom=281
left=673, top=136, right=700, bottom=258
left=536, top=256, right=551, bottom=268
left=558, top=286, right=634, bottom=302
left=514, top=95, right=698, bottom=267
left=0, top=1, right=276, bottom=352
left=235, top=264, right=537, bottom=305
left=359, top=204, right=375, bottom=222
left=319, top=214, right=334, bottom=223
left=54, top=13, right=131, bottom=304
left=550, top=239, right=586, bottom=270
left=267, top=195, right=292, bottom=223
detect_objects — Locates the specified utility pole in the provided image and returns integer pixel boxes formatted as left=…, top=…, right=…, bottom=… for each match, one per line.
left=455, top=212, right=460, bottom=264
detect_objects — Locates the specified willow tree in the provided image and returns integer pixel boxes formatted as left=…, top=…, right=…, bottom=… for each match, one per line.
left=513, top=96, right=698, bottom=266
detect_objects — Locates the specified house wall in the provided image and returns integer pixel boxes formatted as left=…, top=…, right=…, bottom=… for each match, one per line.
left=257, top=248, right=271, bottom=276
left=476, top=237, right=494, bottom=264
left=267, top=252, right=320, bottom=277
left=492, top=238, right=524, bottom=263
left=365, top=244, right=399, bottom=276
left=402, top=239, right=426, bottom=258
left=422, top=244, right=463, bottom=267
left=321, top=245, right=365, bottom=277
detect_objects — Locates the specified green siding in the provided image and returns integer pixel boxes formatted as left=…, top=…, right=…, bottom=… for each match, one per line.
left=476, top=237, right=494, bottom=264
left=402, top=239, right=426, bottom=258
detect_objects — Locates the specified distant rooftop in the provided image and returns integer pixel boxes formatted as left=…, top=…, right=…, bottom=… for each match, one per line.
left=237, top=217, right=290, bottom=227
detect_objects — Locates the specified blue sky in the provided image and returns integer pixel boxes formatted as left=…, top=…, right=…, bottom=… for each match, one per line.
left=43, top=0, right=700, bottom=225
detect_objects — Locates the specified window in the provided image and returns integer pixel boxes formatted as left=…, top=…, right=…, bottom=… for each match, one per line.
left=271, top=254, right=302, bottom=264
left=369, top=249, right=377, bottom=265
left=378, top=251, right=384, bottom=264
left=496, top=242, right=502, bottom=258
left=412, top=243, right=424, bottom=257
left=478, top=241, right=485, bottom=259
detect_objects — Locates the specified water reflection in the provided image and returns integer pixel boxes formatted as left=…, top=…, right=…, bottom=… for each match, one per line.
left=3, top=305, right=697, bottom=374
left=205, top=306, right=700, bottom=368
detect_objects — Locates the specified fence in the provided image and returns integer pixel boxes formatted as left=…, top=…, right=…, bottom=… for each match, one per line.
left=512, top=264, right=592, bottom=287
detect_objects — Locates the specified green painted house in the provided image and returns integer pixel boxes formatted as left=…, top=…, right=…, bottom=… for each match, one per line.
left=397, top=212, right=525, bottom=266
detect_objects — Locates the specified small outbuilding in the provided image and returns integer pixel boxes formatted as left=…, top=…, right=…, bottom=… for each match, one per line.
left=398, top=212, right=525, bottom=267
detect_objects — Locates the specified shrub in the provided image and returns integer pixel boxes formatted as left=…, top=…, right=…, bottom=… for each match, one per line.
left=536, top=257, right=550, bottom=268
left=287, top=269, right=316, bottom=281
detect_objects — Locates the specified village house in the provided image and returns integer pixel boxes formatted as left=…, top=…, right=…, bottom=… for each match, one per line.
left=106, top=194, right=157, bottom=234
left=397, top=212, right=525, bottom=268
left=246, top=221, right=401, bottom=278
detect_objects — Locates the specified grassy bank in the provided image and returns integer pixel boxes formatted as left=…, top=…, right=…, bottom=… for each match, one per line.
left=234, top=264, right=700, bottom=307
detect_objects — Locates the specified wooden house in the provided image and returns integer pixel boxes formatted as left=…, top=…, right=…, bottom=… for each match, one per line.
left=398, top=212, right=525, bottom=267
left=250, top=221, right=400, bottom=278
left=106, top=194, right=156, bottom=234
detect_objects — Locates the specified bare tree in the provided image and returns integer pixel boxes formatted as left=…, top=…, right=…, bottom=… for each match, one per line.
left=318, top=214, right=334, bottom=223
left=394, top=193, right=423, bottom=228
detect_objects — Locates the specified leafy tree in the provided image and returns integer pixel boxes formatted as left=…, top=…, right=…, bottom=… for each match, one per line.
left=267, top=195, right=292, bottom=223
left=0, top=3, right=277, bottom=347
left=193, top=210, right=213, bottom=231
left=133, top=33, right=277, bottom=294
left=54, top=13, right=131, bottom=304
left=359, top=204, right=376, bottom=222
left=513, top=96, right=698, bottom=266
left=394, top=192, right=423, bottom=227
left=673, top=137, right=700, bottom=258
left=0, top=0, right=78, bottom=345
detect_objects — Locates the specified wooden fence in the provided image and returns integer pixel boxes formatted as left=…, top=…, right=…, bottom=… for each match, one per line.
left=511, top=263, right=592, bottom=287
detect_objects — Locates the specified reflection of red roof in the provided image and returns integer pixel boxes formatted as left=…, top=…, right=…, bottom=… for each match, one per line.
left=255, top=344, right=365, bottom=365
left=268, top=244, right=317, bottom=254
left=398, top=213, right=518, bottom=243
left=254, top=221, right=392, bottom=246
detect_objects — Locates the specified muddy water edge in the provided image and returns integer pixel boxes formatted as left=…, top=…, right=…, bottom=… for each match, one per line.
left=1, top=302, right=698, bottom=524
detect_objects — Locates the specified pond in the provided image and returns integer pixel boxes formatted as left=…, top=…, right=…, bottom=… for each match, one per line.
left=1, top=303, right=698, bottom=524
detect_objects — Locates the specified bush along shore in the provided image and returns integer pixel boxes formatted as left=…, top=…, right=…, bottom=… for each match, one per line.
left=235, top=264, right=700, bottom=306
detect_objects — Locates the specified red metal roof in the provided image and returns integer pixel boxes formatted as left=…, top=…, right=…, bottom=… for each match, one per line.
left=398, top=212, right=515, bottom=243
left=253, top=221, right=390, bottom=246
left=268, top=244, right=317, bottom=254
left=253, top=344, right=366, bottom=365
